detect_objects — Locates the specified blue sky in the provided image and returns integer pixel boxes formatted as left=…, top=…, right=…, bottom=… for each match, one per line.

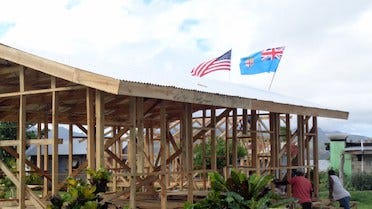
left=1, top=0, right=372, bottom=136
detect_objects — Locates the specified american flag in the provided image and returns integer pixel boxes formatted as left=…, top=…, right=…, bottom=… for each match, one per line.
left=261, top=47, right=285, bottom=61
left=191, top=50, right=231, bottom=77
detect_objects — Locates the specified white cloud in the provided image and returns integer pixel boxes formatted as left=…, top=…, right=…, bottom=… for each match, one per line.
left=1, top=0, right=372, bottom=136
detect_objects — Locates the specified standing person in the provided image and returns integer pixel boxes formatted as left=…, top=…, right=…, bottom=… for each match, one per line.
left=275, top=168, right=313, bottom=209
left=328, top=170, right=351, bottom=209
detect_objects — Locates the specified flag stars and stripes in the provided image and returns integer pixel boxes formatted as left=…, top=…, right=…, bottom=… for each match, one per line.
left=191, top=50, right=231, bottom=77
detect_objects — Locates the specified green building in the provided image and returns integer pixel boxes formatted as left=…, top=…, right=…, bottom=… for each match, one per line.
left=326, top=134, right=372, bottom=179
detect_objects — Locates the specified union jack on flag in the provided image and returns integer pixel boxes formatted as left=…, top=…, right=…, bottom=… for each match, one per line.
left=261, top=47, right=285, bottom=61
left=245, top=58, right=254, bottom=68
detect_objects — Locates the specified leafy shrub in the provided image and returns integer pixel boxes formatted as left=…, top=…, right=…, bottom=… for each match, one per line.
left=26, top=173, right=43, bottom=185
left=48, top=168, right=117, bottom=209
left=185, top=169, right=295, bottom=209
left=351, top=172, right=372, bottom=191
left=86, top=167, right=112, bottom=193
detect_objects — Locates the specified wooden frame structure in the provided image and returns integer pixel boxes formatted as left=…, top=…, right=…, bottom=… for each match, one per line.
left=0, top=43, right=348, bottom=208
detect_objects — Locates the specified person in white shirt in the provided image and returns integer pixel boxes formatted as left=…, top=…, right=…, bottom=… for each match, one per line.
left=328, top=170, right=351, bottom=209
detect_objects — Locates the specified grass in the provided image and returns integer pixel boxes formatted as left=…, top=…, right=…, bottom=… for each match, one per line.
left=319, top=190, right=372, bottom=209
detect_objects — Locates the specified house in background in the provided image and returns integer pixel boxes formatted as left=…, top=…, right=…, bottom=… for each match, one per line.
left=326, top=134, right=372, bottom=178
left=26, top=127, right=88, bottom=181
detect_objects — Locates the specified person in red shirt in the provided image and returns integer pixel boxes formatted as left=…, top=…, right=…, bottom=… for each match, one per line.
left=288, top=169, right=313, bottom=209
left=275, top=168, right=313, bottom=209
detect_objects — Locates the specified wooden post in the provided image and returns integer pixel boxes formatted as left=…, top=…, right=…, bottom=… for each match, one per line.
left=211, top=107, right=217, bottom=171
left=18, top=67, right=26, bottom=209
left=37, top=123, right=42, bottom=169
left=297, top=115, right=304, bottom=167
left=202, top=109, right=207, bottom=190
left=86, top=88, right=95, bottom=170
left=185, top=103, right=193, bottom=203
left=137, top=98, right=144, bottom=176
left=285, top=114, right=292, bottom=196
left=225, top=112, right=230, bottom=177
left=160, top=104, right=167, bottom=209
left=180, top=114, right=186, bottom=190
left=232, top=109, right=237, bottom=168
left=251, top=110, right=258, bottom=174
left=95, top=90, right=104, bottom=169
left=51, top=76, right=59, bottom=195
left=68, top=124, right=73, bottom=176
left=112, top=127, right=117, bottom=192
left=43, top=121, right=48, bottom=197
left=129, top=97, right=137, bottom=209
left=312, top=116, right=319, bottom=198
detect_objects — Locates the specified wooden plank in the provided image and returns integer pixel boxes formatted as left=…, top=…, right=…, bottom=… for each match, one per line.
left=137, top=97, right=144, bottom=175
left=68, top=124, right=73, bottom=176
left=95, top=90, right=104, bottom=168
left=1, top=146, right=52, bottom=181
left=129, top=97, right=137, bottom=209
left=51, top=77, right=59, bottom=195
left=312, top=116, right=319, bottom=199
left=285, top=114, right=292, bottom=196
left=117, top=80, right=348, bottom=119
left=251, top=110, right=258, bottom=173
left=18, top=66, right=26, bottom=209
left=185, top=103, right=193, bottom=203
left=37, top=123, right=42, bottom=169
left=86, top=88, right=95, bottom=170
left=43, top=121, right=48, bottom=197
left=0, top=44, right=120, bottom=94
left=0, top=161, right=46, bottom=209
left=210, top=107, right=217, bottom=171
left=297, top=115, right=304, bottom=166
left=0, top=85, right=85, bottom=98
left=160, top=104, right=167, bottom=209
left=232, top=108, right=237, bottom=168
left=0, top=138, right=62, bottom=146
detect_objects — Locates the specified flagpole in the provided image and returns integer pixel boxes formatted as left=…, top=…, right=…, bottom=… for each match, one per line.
left=268, top=71, right=277, bottom=91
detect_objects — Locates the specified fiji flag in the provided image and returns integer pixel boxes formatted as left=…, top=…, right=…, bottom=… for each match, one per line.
left=240, top=47, right=285, bottom=75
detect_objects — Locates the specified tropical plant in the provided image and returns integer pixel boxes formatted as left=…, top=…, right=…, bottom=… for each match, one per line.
left=48, top=168, right=117, bottom=209
left=86, top=167, right=112, bottom=193
left=48, top=178, right=103, bottom=209
left=193, top=138, right=248, bottom=170
left=185, top=169, right=296, bottom=209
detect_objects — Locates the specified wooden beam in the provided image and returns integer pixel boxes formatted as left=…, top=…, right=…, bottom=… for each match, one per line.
left=160, top=103, right=167, bottom=209
left=0, top=161, right=46, bottom=209
left=118, top=81, right=348, bottom=119
left=0, top=85, right=85, bottom=98
left=185, top=103, right=193, bottom=203
left=95, top=90, right=104, bottom=168
left=285, top=114, right=292, bottom=197
left=51, top=76, right=59, bottom=195
left=232, top=108, right=237, bottom=168
left=129, top=97, right=137, bottom=209
left=210, top=107, right=217, bottom=171
left=68, top=124, right=73, bottom=176
left=1, top=146, right=52, bottom=181
left=0, top=44, right=120, bottom=94
left=86, top=88, right=95, bottom=170
left=251, top=110, right=258, bottom=173
left=312, top=116, right=319, bottom=199
left=137, top=97, right=144, bottom=175
left=18, top=66, right=26, bottom=209
left=43, top=121, right=48, bottom=197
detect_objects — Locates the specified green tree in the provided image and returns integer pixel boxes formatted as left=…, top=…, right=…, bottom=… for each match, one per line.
left=194, top=138, right=248, bottom=170
left=0, top=122, right=37, bottom=166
